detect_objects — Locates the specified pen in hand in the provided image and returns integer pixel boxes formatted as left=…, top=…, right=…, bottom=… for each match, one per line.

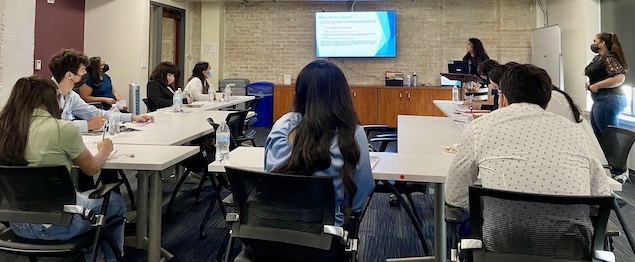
left=101, top=111, right=107, bottom=141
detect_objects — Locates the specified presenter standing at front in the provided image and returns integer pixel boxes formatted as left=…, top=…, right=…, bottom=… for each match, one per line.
left=463, top=38, right=490, bottom=77
left=585, top=32, right=628, bottom=138
left=462, top=38, right=490, bottom=101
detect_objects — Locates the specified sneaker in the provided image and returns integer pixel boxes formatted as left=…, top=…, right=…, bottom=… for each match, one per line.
left=613, top=172, right=630, bottom=184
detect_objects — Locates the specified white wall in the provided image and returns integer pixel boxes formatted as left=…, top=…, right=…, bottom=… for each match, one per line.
left=84, top=0, right=190, bottom=113
left=0, top=0, right=36, bottom=107
left=547, top=0, right=600, bottom=108
left=201, top=2, right=223, bottom=91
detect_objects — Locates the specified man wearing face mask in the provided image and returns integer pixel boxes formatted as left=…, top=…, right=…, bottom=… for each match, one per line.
left=585, top=32, right=629, bottom=138
left=79, top=56, right=127, bottom=111
left=184, top=61, right=215, bottom=101
left=49, top=49, right=155, bottom=133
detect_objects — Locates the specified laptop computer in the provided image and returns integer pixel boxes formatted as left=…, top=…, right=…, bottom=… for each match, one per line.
left=448, top=60, right=469, bottom=74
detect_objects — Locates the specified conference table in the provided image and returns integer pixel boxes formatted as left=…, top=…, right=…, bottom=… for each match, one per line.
left=82, top=95, right=255, bottom=261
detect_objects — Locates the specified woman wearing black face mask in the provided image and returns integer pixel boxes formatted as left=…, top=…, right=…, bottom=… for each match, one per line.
left=79, top=56, right=126, bottom=111
left=584, top=32, right=629, bottom=138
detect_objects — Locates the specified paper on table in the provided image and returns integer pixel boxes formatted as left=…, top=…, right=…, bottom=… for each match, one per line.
left=370, top=156, right=380, bottom=169
left=455, top=109, right=491, bottom=113
left=123, top=122, right=150, bottom=130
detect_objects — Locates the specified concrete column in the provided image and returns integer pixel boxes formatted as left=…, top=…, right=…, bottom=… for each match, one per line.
left=0, top=0, right=36, bottom=106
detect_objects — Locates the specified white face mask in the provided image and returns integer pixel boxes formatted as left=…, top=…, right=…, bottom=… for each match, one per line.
left=207, top=68, right=214, bottom=79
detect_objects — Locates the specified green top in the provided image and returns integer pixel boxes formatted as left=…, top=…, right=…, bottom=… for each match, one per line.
left=25, top=109, right=86, bottom=171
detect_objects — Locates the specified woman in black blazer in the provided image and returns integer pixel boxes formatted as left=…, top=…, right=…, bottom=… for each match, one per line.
left=146, top=61, right=192, bottom=111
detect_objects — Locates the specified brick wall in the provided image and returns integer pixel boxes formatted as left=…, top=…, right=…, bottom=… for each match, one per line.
left=222, top=0, right=535, bottom=86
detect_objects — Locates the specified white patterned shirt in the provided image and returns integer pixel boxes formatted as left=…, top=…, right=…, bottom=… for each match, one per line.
left=445, top=103, right=611, bottom=209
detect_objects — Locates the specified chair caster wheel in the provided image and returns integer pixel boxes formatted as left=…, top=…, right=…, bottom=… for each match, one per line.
left=389, top=194, right=399, bottom=207
left=199, top=232, right=207, bottom=239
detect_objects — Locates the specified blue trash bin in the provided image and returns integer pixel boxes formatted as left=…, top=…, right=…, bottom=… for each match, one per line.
left=247, top=82, right=274, bottom=127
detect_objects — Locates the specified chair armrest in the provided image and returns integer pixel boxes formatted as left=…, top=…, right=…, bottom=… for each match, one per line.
left=63, top=205, right=94, bottom=221
left=458, top=239, right=482, bottom=251
left=89, top=181, right=124, bottom=199
left=369, top=137, right=397, bottom=143
left=226, top=213, right=239, bottom=223
left=375, top=133, right=397, bottom=138
left=594, top=250, right=615, bottom=262
left=445, top=204, right=466, bottom=224
left=324, top=225, right=348, bottom=243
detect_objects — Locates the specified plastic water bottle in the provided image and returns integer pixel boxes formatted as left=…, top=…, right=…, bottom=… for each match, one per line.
left=223, top=84, right=232, bottom=102
left=412, top=72, right=417, bottom=87
left=406, top=75, right=412, bottom=87
left=208, top=86, right=214, bottom=101
left=173, top=88, right=183, bottom=113
left=215, top=121, right=231, bottom=164
left=452, top=81, right=460, bottom=102
left=107, top=106, right=121, bottom=137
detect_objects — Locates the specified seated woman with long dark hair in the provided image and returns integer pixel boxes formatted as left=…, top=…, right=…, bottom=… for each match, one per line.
left=263, top=59, right=375, bottom=260
left=0, top=75, right=125, bottom=262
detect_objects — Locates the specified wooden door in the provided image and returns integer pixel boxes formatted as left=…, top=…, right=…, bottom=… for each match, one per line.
left=377, top=89, right=403, bottom=127
left=273, top=85, right=295, bottom=122
left=351, top=87, right=378, bottom=125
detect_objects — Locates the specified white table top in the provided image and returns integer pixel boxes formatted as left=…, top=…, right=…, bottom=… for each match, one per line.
left=397, top=115, right=464, bottom=155
left=208, top=147, right=453, bottom=184
left=86, top=144, right=198, bottom=171
left=155, top=95, right=254, bottom=111
left=85, top=110, right=233, bottom=146
left=433, top=100, right=470, bottom=131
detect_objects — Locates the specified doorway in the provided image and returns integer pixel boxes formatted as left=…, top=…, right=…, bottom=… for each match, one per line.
left=149, top=2, right=185, bottom=88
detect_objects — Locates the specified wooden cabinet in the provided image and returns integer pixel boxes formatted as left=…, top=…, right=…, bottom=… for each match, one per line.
left=377, top=88, right=452, bottom=126
left=273, top=85, right=295, bottom=121
left=273, top=84, right=451, bottom=127
left=351, top=87, right=378, bottom=125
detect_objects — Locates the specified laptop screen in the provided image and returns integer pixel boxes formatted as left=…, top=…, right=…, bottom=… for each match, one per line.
left=448, top=60, right=469, bottom=74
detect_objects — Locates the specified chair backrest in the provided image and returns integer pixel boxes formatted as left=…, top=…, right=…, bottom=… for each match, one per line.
left=142, top=98, right=156, bottom=112
left=225, top=166, right=337, bottom=250
left=468, top=186, right=614, bottom=261
left=246, top=97, right=263, bottom=112
left=0, top=165, right=77, bottom=226
left=225, top=110, right=249, bottom=139
left=599, top=126, right=635, bottom=174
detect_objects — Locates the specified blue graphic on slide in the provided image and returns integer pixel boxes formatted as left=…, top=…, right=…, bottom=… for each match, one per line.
left=315, top=11, right=397, bottom=58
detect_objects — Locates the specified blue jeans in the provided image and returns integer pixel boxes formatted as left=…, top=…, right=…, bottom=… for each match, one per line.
left=591, top=92, right=627, bottom=138
left=11, top=191, right=125, bottom=262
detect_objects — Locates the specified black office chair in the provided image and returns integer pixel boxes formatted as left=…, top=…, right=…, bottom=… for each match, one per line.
left=225, top=110, right=257, bottom=147
left=599, top=126, right=635, bottom=183
left=198, top=118, right=232, bottom=241
left=0, top=165, right=124, bottom=262
left=142, top=98, right=156, bottom=112
left=165, top=119, right=220, bottom=222
left=95, top=170, right=136, bottom=210
left=222, top=166, right=359, bottom=262
left=459, top=186, right=615, bottom=262
left=363, top=125, right=397, bottom=152
left=597, top=126, right=635, bottom=255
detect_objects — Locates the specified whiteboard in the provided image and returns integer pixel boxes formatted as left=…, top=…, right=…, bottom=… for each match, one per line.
left=532, top=25, right=563, bottom=89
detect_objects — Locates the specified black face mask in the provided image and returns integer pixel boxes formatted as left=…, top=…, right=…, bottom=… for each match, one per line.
left=73, top=74, right=88, bottom=89
left=103, top=64, right=110, bottom=73
left=590, top=44, right=600, bottom=53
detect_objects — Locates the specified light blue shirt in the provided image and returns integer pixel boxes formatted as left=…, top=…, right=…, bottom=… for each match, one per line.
left=54, top=77, right=133, bottom=132
left=264, top=112, right=375, bottom=226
